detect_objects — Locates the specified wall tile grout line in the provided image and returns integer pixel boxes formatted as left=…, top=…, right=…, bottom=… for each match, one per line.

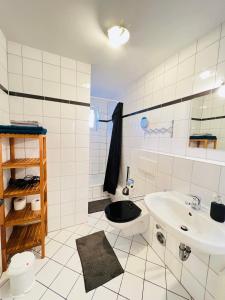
left=96, top=85, right=223, bottom=122
left=0, top=83, right=90, bottom=107
left=1, top=81, right=223, bottom=119
left=122, top=86, right=221, bottom=119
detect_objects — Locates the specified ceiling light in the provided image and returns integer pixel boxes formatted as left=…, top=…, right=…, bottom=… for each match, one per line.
left=218, top=85, right=225, bottom=98
left=199, top=70, right=214, bottom=80
left=107, top=26, right=130, bottom=48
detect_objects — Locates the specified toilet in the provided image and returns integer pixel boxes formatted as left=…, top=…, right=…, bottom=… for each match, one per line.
left=105, top=200, right=149, bottom=236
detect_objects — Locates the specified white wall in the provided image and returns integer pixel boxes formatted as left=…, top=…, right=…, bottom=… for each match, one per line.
left=120, top=22, right=225, bottom=300
left=6, top=40, right=91, bottom=232
left=89, top=97, right=108, bottom=176
left=0, top=30, right=8, bottom=124
left=0, top=29, right=9, bottom=276
left=88, top=97, right=117, bottom=202
left=121, top=21, right=225, bottom=204
left=89, top=97, right=117, bottom=176
left=121, top=21, right=225, bottom=165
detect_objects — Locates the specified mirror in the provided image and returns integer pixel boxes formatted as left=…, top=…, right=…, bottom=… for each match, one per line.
left=189, top=88, right=225, bottom=150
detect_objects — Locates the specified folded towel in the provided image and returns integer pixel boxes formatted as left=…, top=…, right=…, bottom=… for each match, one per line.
left=0, top=125, right=47, bottom=135
left=190, top=135, right=217, bottom=140
left=10, top=120, right=40, bottom=127
left=192, top=133, right=212, bottom=136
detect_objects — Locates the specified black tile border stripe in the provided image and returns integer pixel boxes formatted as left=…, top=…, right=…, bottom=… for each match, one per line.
left=9, top=91, right=44, bottom=100
left=99, top=119, right=111, bottom=123
left=122, top=86, right=219, bottom=119
left=0, top=82, right=222, bottom=115
left=192, top=115, right=225, bottom=121
left=0, top=83, right=8, bottom=94
left=0, top=84, right=90, bottom=107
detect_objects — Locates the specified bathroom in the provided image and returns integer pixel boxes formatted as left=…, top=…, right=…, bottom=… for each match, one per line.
left=0, top=1, right=225, bottom=299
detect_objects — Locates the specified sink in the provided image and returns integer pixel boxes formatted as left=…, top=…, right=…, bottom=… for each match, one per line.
left=144, top=191, right=225, bottom=255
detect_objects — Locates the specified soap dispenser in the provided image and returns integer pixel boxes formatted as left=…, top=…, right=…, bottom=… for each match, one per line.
left=210, top=194, right=225, bottom=223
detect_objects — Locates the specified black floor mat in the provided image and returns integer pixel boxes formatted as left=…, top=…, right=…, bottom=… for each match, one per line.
left=88, top=198, right=112, bottom=214
left=76, top=231, right=124, bottom=292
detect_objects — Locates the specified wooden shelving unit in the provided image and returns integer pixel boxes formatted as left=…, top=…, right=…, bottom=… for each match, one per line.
left=2, top=158, right=41, bottom=169
left=5, top=203, right=42, bottom=227
left=0, top=134, right=47, bottom=271
left=4, top=183, right=40, bottom=198
left=7, top=223, right=42, bottom=256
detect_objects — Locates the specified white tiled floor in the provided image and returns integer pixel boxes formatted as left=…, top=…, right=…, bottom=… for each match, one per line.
left=0, top=211, right=192, bottom=300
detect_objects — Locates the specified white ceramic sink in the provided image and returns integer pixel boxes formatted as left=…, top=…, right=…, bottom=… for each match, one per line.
left=144, top=191, right=225, bottom=255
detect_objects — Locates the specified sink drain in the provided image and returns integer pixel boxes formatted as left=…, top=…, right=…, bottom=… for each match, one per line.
left=180, top=225, right=188, bottom=231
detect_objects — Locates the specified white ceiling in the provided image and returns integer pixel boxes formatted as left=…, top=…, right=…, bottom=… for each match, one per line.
left=1, top=0, right=225, bottom=99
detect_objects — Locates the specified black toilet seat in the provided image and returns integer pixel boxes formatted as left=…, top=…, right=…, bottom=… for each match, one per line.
left=105, top=200, right=142, bottom=223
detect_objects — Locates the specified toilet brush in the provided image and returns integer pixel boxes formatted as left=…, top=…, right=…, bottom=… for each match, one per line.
left=122, top=166, right=130, bottom=196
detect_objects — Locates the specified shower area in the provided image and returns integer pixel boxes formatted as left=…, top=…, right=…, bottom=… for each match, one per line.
left=89, top=97, right=117, bottom=202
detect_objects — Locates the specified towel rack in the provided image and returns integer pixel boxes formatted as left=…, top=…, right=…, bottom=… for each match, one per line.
left=142, top=120, right=174, bottom=138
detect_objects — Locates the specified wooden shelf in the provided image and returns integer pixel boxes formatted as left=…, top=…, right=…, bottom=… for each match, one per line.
left=0, top=134, right=47, bottom=271
left=5, top=203, right=41, bottom=227
left=0, top=133, right=44, bottom=139
left=7, top=223, right=42, bottom=257
left=2, top=158, right=40, bottom=169
left=4, top=183, right=40, bottom=198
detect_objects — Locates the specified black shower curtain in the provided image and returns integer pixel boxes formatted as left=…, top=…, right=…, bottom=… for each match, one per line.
left=103, top=102, right=123, bottom=195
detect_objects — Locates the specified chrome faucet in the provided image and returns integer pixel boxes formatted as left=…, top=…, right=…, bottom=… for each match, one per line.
left=191, top=195, right=201, bottom=210
left=185, top=195, right=201, bottom=210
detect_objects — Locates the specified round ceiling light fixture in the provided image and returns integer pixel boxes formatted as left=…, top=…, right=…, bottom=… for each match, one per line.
left=107, top=25, right=130, bottom=48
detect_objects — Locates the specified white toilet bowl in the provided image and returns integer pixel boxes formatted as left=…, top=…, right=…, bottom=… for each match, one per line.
left=106, top=201, right=149, bottom=237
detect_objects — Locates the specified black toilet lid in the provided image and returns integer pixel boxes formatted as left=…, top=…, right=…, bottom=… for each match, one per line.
left=105, top=200, right=142, bottom=223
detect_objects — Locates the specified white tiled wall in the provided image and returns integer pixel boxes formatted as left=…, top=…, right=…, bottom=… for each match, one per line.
left=8, top=41, right=90, bottom=103
left=127, top=149, right=225, bottom=208
left=0, top=29, right=9, bottom=276
left=120, top=21, right=225, bottom=300
left=89, top=97, right=117, bottom=175
left=89, top=175, right=109, bottom=202
left=0, top=30, right=8, bottom=125
left=89, top=97, right=117, bottom=201
left=121, top=21, right=225, bottom=164
left=6, top=40, right=91, bottom=232
left=89, top=97, right=108, bottom=176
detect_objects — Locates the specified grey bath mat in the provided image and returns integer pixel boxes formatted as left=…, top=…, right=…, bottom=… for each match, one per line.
left=88, top=198, right=111, bottom=214
left=76, top=230, right=124, bottom=292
